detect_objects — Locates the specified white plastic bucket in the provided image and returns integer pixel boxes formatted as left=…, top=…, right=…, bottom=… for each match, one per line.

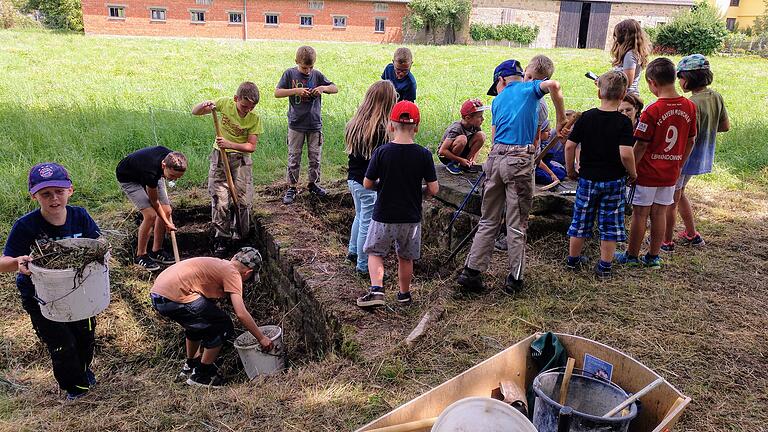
left=234, top=325, right=285, bottom=379
left=432, top=397, right=538, bottom=432
left=28, top=238, right=111, bottom=323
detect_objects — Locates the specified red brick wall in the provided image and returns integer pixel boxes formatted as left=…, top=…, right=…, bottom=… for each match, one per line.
left=82, top=0, right=406, bottom=43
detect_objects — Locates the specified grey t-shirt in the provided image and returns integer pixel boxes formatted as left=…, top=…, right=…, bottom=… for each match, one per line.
left=537, top=98, right=549, bottom=130
left=620, top=50, right=643, bottom=96
left=276, top=67, right=333, bottom=131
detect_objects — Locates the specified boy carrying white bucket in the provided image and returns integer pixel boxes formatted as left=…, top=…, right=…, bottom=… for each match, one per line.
left=149, top=247, right=274, bottom=388
left=0, top=163, right=102, bottom=400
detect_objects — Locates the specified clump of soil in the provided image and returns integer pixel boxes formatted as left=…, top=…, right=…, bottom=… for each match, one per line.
left=30, top=239, right=109, bottom=270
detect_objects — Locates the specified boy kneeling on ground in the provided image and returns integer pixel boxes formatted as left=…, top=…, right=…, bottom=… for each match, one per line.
left=150, top=247, right=274, bottom=388
left=437, top=99, right=488, bottom=175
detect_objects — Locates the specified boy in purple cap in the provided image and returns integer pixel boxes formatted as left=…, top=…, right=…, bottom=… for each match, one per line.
left=356, top=101, right=439, bottom=308
left=457, top=59, right=566, bottom=294
left=0, top=163, right=101, bottom=400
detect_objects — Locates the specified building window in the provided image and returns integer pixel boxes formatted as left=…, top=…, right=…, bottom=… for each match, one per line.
left=333, top=15, right=346, bottom=28
left=308, top=1, right=323, bottom=9
left=108, top=6, right=125, bottom=19
left=726, top=18, right=736, bottom=30
left=265, top=13, right=278, bottom=25
left=195, top=0, right=212, bottom=5
left=190, top=10, right=205, bottom=23
left=729, top=0, right=739, bottom=6
left=373, top=2, right=388, bottom=12
left=229, top=12, right=242, bottom=23
left=150, top=8, right=166, bottom=21
left=300, top=15, right=313, bottom=27
left=374, top=17, right=385, bottom=33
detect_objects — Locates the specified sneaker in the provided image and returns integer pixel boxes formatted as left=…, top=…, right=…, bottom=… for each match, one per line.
left=307, top=183, right=328, bottom=197
left=282, top=187, right=297, bottom=205
left=503, top=273, right=524, bottom=295
left=86, top=368, right=97, bottom=386
left=346, top=252, right=357, bottom=264
left=148, top=249, right=175, bottom=264
left=614, top=252, right=641, bottom=267
left=135, top=255, right=160, bottom=271
left=457, top=267, right=484, bottom=292
left=186, top=370, right=225, bottom=388
left=396, top=291, right=412, bottom=305
left=461, top=164, right=480, bottom=174
left=678, top=231, right=705, bottom=247
left=356, top=286, right=385, bottom=307
left=594, top=263, right=613, bottom=280
left=565, top=255, right=589, bottom=271
left=494, top=233, right=508, bottom=252
left=445, top=162, right=462, bottom=175
left=65, top=388, right=89, bottom=401
left=641, top=254, right=662, bottom=269
left=660, top=242, right=675, bottom=253
left=177, top=358, right=200, bottom=381
left=213, top=239, right=229, bottom=258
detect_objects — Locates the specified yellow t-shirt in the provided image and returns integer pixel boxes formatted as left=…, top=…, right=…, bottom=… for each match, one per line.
left=214, top=97, right=263, bottom=153
left=151, top=257, right=243, bottom=304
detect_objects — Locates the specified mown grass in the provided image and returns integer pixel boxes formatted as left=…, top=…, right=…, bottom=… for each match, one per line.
left=1, top=29, right=767, bottom=236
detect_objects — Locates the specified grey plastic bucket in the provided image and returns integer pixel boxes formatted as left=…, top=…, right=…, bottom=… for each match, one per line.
left=532, top=369, right=638, bottom=432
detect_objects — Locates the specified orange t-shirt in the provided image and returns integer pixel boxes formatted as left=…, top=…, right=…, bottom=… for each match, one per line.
left=151, top=257, right=242, bottom=304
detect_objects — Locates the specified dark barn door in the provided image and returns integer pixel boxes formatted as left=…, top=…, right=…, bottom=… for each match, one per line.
left=586, top=2, right=612, bottom=49
left=555, top=1, right=582, bottom=48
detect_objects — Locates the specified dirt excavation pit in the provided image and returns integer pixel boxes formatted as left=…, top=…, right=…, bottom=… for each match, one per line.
left=117, top=177, right=576, bottom=375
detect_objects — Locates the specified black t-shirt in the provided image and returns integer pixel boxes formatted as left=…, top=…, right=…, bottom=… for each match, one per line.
left=347, top=128, right=388, bottom=185
left=568, top=108, right=634, bottom=181
left=115, top=146, right=172, bottom=186
left=365, top=142, right=437, bottom=223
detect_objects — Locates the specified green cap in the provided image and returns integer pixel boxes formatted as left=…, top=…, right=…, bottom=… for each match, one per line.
left=233, top=247, right=262, bottom=283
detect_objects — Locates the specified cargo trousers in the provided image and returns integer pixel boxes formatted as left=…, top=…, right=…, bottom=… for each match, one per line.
left=208, top=149, right=253, bottom=240
left=465, top=144, right=535, bottom=281
left=286, top=129, right=323, bottom=186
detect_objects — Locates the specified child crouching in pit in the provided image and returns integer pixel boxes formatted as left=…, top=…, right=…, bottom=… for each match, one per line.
left=356, top=101, right=438, bottom=308
left=565, top=71, right=637, bottom=278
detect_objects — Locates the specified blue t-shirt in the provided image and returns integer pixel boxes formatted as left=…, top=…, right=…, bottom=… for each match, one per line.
left=3, top=206, right=100, bottom=299
left=381, top=63, right=417, bottom=102
left=491, top=80, right=545, bottom=146
left=365, top=142, right=437, bottom=224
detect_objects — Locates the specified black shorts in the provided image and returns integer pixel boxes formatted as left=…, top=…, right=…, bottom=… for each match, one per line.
left=151, top=294, right=234, bottom=348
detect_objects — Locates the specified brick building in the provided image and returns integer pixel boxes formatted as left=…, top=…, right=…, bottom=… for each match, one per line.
left=471, top=0, right=694, bottom=49
left=82, top=0, right=409, bottom=43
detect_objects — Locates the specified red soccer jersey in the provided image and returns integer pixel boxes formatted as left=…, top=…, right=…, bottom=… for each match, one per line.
left=634, top=96, right=697, bottom=187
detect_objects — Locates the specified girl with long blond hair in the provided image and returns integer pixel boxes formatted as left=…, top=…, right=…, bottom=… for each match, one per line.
left=345, top=80, right=397, bottom=273
left=610, top=19, right=651, bottom=96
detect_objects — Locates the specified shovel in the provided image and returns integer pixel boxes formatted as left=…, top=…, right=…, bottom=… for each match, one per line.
left=212, top=108, right=242, bottom=236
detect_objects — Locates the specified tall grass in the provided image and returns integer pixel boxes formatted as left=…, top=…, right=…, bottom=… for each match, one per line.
left=1, top=29, right=766, bottom=235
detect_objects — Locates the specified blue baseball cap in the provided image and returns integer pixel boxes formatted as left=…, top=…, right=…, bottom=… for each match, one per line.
left=28, top=162, right=72, bottom=194
left=487, top=59, right=524, bottom=96
left=677, top=54, right=709, bottom=72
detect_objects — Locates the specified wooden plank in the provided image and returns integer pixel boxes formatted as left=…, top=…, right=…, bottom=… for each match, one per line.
left=586, top=2, right=612, bottom=49
left=356, top=333, right=690, bottom=432
left=555, top=1, right=582, bottom=48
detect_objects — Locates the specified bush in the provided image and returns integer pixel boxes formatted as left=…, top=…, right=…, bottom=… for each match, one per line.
left=644, top=26, right=659, bottom=44
left=469, top=22, right=539, bottom=45
left=655, top=1, right=727, bottom=55
left=23, top=0, right=82, bottom=31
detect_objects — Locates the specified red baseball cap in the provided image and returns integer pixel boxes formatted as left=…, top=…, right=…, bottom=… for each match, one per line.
left=460, top=99, right=490, bottom=117
left=390, top=100, right=420, bottom=124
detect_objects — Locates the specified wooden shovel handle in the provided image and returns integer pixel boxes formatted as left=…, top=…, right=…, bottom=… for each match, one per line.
left=170, top=231, right=180, bottom=263
left=212, top=109, right=239, bottom=207
left=365, top=417, right=437, bottom=432
left=559, top=357, right=576, bottom=406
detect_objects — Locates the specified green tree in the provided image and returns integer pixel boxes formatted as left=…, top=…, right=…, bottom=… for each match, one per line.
left=752, top=0, right=768, bottom=35
left=655, top=0, right=727, bottom=54
left=24, top=0, right=82, bottom=31
left=405, top=0, right=471, bottom=44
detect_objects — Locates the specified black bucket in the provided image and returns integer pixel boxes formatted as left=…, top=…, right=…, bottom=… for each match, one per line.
left=532, top=368, right=638, bottom=432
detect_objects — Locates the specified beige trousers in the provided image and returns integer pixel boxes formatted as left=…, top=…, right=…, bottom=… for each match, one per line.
left=208, top=150, right=253, bottom=240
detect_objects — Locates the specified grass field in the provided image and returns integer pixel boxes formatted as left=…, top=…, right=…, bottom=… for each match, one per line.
left=1, top=29, right=767, bottom=235
left=1, top=29, right=767, bottom=432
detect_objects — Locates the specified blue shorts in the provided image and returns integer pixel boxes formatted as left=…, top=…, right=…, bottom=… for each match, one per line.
left=568, top=177, right=627, bottom=242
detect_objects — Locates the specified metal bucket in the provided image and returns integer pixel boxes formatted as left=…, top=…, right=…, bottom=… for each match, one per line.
left=532, top=368, right=638, bottom=432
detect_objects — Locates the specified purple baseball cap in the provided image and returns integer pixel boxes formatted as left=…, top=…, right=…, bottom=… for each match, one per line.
left=28, top=162, right=72, bottom=194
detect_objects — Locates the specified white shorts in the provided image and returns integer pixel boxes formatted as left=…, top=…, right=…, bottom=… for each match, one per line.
left=630, top=185, right=675, bottom=206
left=675, top=174, right=693, bottom=191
